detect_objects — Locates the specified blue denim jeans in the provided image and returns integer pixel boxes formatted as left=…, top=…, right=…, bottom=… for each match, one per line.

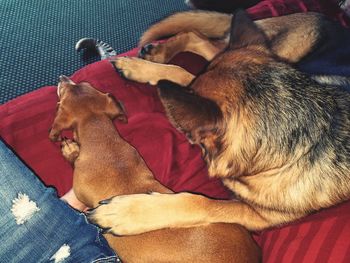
left=0, top=139, right=122, bottom=263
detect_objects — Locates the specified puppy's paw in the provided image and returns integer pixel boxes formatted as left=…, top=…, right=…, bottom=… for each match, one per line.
left=138, top=43, right=168, bottom=63
left=49, top=128, right=61, bottom=142
left=87, top=193, right=175, bottom=236
left=111, top=57, right=161, bottom=85
left=61, top=138, right=80, bottom=163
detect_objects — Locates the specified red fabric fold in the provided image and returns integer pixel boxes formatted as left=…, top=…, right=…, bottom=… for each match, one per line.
left=248, top=0, right=350, bottom=27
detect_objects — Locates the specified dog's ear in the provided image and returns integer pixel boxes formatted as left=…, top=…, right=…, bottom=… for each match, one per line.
left=49, top=105, right=74, bottom=141
left=158, top=80, right=222, bottom=154
left=228, top=9, right=268, bottom=50
left=105, top=94, right=128, bottom=123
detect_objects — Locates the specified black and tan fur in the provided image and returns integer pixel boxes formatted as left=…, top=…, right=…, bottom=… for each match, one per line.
left=88, top=10, right=350, bottom=235
left=139, top=10, right=345, bottom=64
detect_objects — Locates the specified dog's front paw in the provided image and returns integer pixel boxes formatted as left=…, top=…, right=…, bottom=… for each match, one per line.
left=49, top=127, right=61, bottom=142
left=111, top=57, right=161, bottom=85
left=138, top=43, right=168, bottom=63
left=61, top=138, right=80, bottom=163
left=87, top=193, right=175, bottom=235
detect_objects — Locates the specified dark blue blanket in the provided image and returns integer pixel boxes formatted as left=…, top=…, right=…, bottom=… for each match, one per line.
left=298, top=23, right=350, bottom=78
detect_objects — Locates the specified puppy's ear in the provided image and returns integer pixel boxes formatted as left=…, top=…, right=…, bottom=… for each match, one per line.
left=229, top=9, right=268, bottom=50
left=105, top=94, right=128, bottom=123
left=49, top=106, right=74, bottom=141
left=158, top=80, right=222, bottom=146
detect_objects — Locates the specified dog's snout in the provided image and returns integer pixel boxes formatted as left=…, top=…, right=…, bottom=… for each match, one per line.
left=57, top=75, right=77, bottom=98
left=59, top=75, right=72, bottom=83
left=59, top=75, right=76, bottom=86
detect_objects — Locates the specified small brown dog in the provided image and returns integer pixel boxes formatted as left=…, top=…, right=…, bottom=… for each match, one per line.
left=49, top=76, right=260, bottom=262
left=87, top=10, right=350, bottom=236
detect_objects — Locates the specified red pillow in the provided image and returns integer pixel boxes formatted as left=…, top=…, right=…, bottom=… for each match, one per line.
left=255, top=200, right=350, bottom=262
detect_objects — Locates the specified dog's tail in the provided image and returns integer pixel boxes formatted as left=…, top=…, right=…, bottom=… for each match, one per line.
left=139, top=11, right=231, bottom=47
left=75, top=38, right=117, bottom=60
left=311, top=74, right=350, bottom=88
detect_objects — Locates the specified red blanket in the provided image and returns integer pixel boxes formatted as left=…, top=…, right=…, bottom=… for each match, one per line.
left=247, top=0, right=350, bottom=26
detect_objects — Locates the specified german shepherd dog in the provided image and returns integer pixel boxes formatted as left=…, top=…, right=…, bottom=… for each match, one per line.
left=87, top=10, right=350, bottom=235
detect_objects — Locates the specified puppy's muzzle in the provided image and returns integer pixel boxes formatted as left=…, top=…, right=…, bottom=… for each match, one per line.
left=57, top=75, right=75, bottom=98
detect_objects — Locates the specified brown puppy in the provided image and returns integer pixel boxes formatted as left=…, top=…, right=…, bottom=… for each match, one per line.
left=49, top=76, right=260, bottom=263
left=88, top=10, right=350, bottom=236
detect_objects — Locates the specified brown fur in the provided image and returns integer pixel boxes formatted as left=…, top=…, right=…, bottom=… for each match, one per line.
left=88, top=10, right=350, bottom=235
left=139, top=11, right=338, bottom=63
left=49, top=76, right=260, bottom=262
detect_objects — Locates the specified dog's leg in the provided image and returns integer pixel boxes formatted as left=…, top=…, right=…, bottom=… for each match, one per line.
left=112, top=57, right=195, bottom=86
left=60, top=138, right=80, bottom=164
left=139, top=31, right=224, bottom=63
left=88, top=192, right=292, bottom=235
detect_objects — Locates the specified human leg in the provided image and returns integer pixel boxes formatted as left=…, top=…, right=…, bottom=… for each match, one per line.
left=0, top=139, right=121, bottom=263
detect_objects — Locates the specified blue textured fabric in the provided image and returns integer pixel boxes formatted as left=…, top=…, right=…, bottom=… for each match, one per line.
left=0, top=0, right=189, bottom=104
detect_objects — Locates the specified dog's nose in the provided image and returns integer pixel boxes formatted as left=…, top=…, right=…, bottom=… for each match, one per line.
left=57, top=75, right=77, bottom=98
left=57, top=75, right=70, bottom=98
left=59, top=75, right=71, bottom=83
left=59, top=75, right=76, bottom=85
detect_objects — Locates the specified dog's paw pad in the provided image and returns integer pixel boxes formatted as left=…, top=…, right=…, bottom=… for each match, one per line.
left=138, top=44, right=167, bottom=63
left=110, top=57, right=159, bottom=85
left=139, top=44, right=155, bottom=58
left=110, top=57, right=134, bottom=76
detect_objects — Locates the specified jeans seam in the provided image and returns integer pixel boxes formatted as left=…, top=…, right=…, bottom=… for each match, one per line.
left=91, top=255, right=119, bottom=263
